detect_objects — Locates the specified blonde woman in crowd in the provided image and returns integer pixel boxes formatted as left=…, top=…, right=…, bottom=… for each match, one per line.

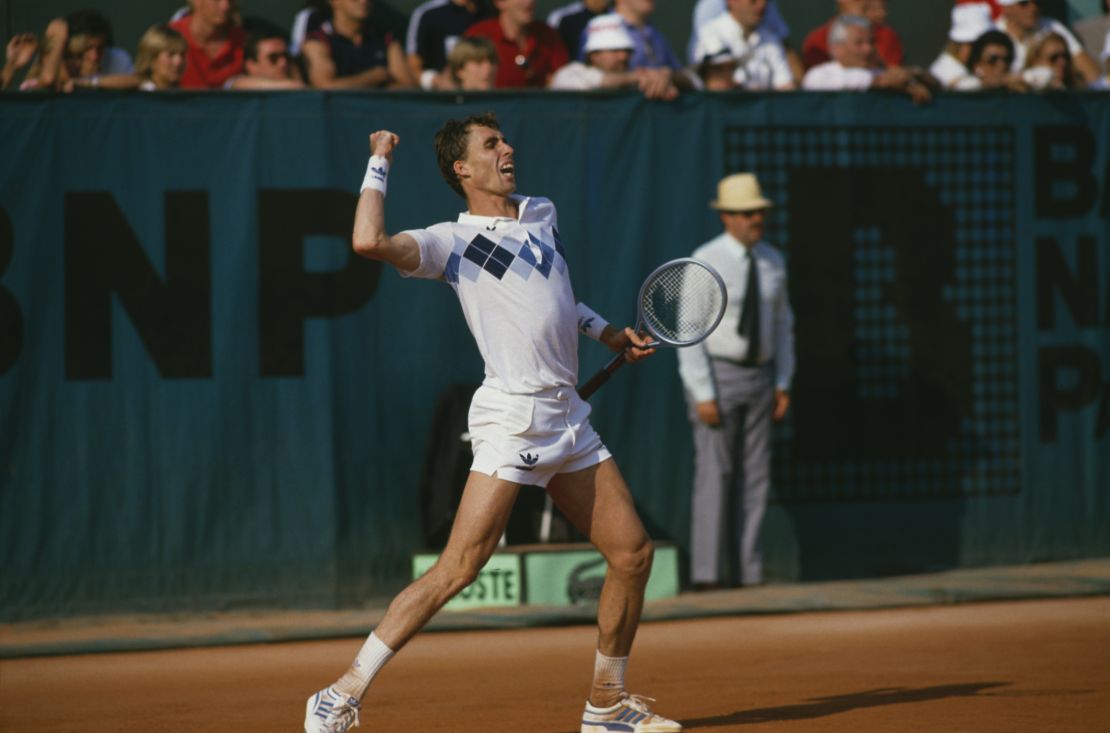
left=1023, top=31, right=1082, bottom=89
left=134, top=24, right=188, bottom=90
left=428, top=36, right=499, bottom=91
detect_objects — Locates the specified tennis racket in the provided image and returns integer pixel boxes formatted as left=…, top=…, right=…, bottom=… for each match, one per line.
left=577, top=257, right=728, bottom=400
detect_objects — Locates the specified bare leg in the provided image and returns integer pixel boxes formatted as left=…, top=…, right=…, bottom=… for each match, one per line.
left=547, top=458, right=653, bottom=706
left=373, top=471, right=521, bottom=651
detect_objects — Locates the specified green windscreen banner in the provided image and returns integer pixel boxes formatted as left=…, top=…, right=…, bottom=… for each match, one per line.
left=0, top=91, right=1107, bottom=619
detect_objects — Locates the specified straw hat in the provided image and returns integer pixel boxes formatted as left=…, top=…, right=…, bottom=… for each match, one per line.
left=710, top=173, right=773, bottom=211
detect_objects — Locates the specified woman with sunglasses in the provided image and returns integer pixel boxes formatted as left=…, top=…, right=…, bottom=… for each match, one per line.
left=954, top=29, right=1029, bottom=91
left=1022, top=31, right=1081, bottom=89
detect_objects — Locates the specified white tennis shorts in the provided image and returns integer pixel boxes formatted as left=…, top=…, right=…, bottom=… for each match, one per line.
left=468, top=385, right=611, bottom=487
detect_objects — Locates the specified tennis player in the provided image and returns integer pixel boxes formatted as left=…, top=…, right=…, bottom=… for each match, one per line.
left=303, top=112, right=681, bottom=733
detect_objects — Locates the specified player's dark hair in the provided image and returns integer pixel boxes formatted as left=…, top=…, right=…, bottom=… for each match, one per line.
left=435, top=112, right=501, bottom=199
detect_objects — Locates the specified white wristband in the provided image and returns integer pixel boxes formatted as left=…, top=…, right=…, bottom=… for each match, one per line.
left=576, top=302, right=610, bottom=341
left=361, top=155, right=389, bottom=195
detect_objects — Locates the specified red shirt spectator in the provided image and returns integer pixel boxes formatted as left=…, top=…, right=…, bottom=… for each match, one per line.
left=802, top=17, right=903, bottom=69
left=465, top=16, right=568, bottom=88
left=169, top=12, right=245, bottom=88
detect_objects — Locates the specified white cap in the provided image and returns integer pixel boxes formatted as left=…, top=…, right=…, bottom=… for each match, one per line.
left=583, top=14, right=635, bottom=53
left=949, top=3, right=994, bottom=43
left=995, top=0, right=1027, bottom=6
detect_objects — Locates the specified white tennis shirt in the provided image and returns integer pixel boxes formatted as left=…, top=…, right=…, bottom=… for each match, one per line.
left=400, top=195, right=581, bottom=395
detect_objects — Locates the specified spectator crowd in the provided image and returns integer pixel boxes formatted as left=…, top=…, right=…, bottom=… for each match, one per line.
left=3, top=0, right=1109, bottom=98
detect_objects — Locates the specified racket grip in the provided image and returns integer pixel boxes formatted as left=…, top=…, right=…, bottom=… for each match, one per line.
left=577, top=352, right=628, bottom=401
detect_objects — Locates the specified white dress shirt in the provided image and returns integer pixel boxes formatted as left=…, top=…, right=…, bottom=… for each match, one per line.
left=678, top=233, right=795, bottom=402
left=688, top=0, right=790, bottom=64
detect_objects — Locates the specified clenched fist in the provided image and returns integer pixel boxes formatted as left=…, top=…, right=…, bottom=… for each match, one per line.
left=369, top=130, right=400, bottom=160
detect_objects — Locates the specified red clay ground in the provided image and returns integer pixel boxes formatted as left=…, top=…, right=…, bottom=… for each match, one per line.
left=3, top=596, right=1108, bottom=732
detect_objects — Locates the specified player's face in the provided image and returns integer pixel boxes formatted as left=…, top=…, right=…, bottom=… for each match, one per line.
left=458, top=125, right=516, bottom=196
left=721, top=208, right=767, bottom=246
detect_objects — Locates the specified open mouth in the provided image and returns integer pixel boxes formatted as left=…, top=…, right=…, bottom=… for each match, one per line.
left=500, top=162, right=515, bottom=176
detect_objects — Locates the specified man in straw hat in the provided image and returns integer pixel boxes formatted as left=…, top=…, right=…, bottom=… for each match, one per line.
left=677, top=173, right=794, bottom=591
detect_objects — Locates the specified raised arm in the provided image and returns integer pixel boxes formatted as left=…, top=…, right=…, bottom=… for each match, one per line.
left=2, top=32, right=38, bottom=89
left=352, top=130, right=421, bottom=271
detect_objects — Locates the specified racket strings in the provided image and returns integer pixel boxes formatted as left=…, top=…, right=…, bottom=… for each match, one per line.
left=640, top=263, right=725, bottom=345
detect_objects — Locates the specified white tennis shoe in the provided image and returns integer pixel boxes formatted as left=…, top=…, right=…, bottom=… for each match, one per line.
left=304, top=686, right=360, bottom=733
left=581, top=693, right=682, bottom=732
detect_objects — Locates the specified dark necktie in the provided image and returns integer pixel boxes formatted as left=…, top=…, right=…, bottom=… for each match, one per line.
left=738, top=248, right=760, bottom=366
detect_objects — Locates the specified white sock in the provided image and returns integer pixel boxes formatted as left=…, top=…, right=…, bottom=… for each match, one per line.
left=591, top=650, right=628, bottom=705
left=334, top=632, right=394, bottom=700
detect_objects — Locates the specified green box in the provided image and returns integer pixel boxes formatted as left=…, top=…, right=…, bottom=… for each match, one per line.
left=411, top=553, right=523, bottom=610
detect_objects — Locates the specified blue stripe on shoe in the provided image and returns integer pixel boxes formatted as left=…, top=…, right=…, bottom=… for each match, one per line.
left=583, top=721, right=635, bottom=732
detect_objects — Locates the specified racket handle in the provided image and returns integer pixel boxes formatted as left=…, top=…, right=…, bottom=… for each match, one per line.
left=577, top=351, right=627, bottom=401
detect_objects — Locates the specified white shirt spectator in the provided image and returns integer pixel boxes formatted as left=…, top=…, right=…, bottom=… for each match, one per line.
left=929, top=52, right=970, bottom=88
left=996, top=15, right=1084, bottom=73
left=802, top=61, right=876, bottom=90
left=550, top=62, right=605, bottom=89
left=688, top=0, right=790, bottom=64
left=693, top=13, right=792, bottom=90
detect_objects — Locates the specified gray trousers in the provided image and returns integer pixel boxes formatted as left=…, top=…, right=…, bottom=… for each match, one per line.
left=687, top=360, right=773, bottom=586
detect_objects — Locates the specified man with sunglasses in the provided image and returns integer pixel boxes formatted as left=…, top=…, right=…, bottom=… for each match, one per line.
left=995, top=0, right=1100, bottom=84
left=227, top=28, right=306, bottom=89
left=954, top=28, right=1029, bottom=91
left=678, top=173, right=794, bottom=592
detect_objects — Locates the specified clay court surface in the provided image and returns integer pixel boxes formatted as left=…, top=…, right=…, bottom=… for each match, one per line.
left=3, top=596, right=1108, bottom=732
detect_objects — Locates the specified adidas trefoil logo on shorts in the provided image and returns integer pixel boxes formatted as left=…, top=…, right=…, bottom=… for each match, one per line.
left=516, top=452, right=540, bottom=470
